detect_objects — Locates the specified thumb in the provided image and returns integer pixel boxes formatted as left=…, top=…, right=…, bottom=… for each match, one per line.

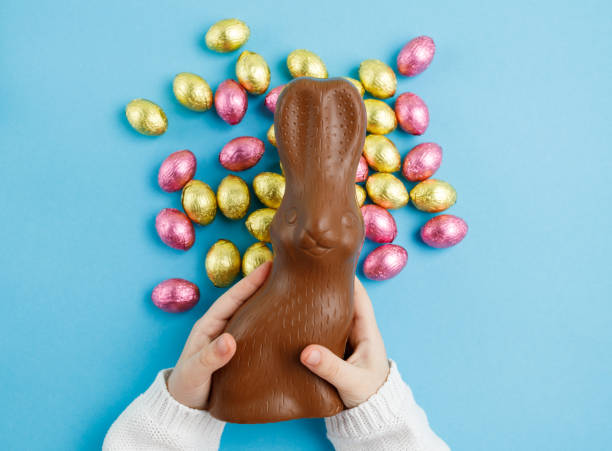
left=184, top=333, right=237, bottom=386
left=300, top=344, right=360, bottom=392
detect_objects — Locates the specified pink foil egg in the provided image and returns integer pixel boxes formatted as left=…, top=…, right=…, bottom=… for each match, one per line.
left=402, top=143, right=442, bottom=182
left=158, top=150, right=197, bottom=192
left=219, top=136, right=265, bottom=171
left=356, top=155, right=369, bottom=182
left=395, top=92, right=429, bottom=135
left=420, top=214, right=468, bottom=248
left=361, top=205, right=397, bottom=243
left=155, top=208, right=195, bottom=251
left=363, top=244, right=407, bottom=281
left=152, top=278, right=200, bottom=313
left=397, top=36, right=436, bottom=77
left=214, top=79, right=248, bottom=125
left=264, top=85, right=285, bottom=113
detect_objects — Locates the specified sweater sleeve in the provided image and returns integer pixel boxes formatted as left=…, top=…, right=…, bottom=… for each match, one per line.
left=325, top=360, right=450, bottom=451
left=103, top=369, right=225, bottom=451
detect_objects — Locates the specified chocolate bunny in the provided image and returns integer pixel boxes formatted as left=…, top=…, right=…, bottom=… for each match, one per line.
left=208, top=78, right=366, bottom=423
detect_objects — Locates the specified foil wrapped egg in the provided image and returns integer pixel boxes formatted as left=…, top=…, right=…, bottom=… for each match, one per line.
left=420, top=214, right=468, bottom=248
left=264, top=85, right=285, bottom=113
left=245, top=208, right=276, bottom=242
left=205, top=239, right=241, bottom=287
left=363, top=244, right=407, bottom=281
left=158, top=150, right=197, bottom=192
left=219, top=136, right=265, bottom=171
left=287, top=49, right=328, bottom=78
left=342, top=77, right=365, bottom=97
left=267, top=124, right=276, bottom=147
left=253, top=172, right=285, bottom=208
left=363, top=135, right=401, bottom=173
left=358, top=59, right=397, bottom=99
left=155, top=208, right=195, bottom=251
left=205, top=18, right=250, bottom=53
left=365, top=99, right=397, bottom=135
left=151, top=278, right=200, bottom=313
left=217, top=175, right=250, bottom=219
left=214, top=79, right=247, bottom=125
left=125, top=99, right=167, bottom=136
left=242, top=242, right=273, bottom=276
left=395, top=92, right=429, bottom=135
left=236, top=50, right=271, bottom=95
left=361, top=204, right=397, bottom=243
left=355, top=184, right=367, bottom=207
left=410, top=179, right=457, bottom=212
left=402, top=142, right=442, bottom=182
left=181, top=180, right=217, bottom=226
left=366, top=173, right=409, bottom=209
left=356, top=155, right=369, bottom=182
left=173, top=73, right=213, bottom=112
left=397, top=36, right=436, bottom=77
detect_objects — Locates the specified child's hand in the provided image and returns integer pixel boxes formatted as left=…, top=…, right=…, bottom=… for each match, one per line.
left=300, top=277, right=390, bottom=408
left=167, top=262, right=272, bottom=409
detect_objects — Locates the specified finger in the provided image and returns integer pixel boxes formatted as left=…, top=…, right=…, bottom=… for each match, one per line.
left=300, top=344, right=362, bottom=392
left=181, top=333, right=237, bottom=388
left=350, top=277, right=380, bottom=343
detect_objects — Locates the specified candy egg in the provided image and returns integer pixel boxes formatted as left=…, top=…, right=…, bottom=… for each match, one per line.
left=264, top=85, right=285, bottom=113
left=217, top=175, right=250, bottom=219
left=397, top=36, right=435, bottom=77
left=205, top=18, right=250, bottom=53
left=253, top=172, right=285, bottom=208
left=366, top=173, right=409, bottom=209
left=181, top=180, right=217, bottom=225
left=205, top=239, right=241, bottom=287
left=214, top=79, right=247, bottom=125
left=342, top=77, right=365, bottom=97
left=236, top=51, right=271, bottom=95
left=245, top=208, right=276, bottom=242
left=358, top=59, right=397, bottom=99
left=363, top=244, right=407, bottom=281
left=287, top=49, right=328, bottom=79
left=173, top=73, right=213, bottom=112
left=363, top=135, right=401, bottom=173
left=364, top=99, right=397, bottom=135
left=125, top=99, right=167, bottom=136
left=155, top=208, right=195, bottom=250
left=267, top=124, right=276, bottom=147
left=410, top=179, right=457, bottom=212
left=420, top=214, right=468, bottom=248
left=402, top=142, right=442, bottom=182
left=242, top=242, right=273, bottom=276
left=356, top=155, right=369, bottom=182
left=158, top=150, right=197, bottom=192
left=395, top=92, right=429, bottom=135
left=219, top=136, right=265, bottom=171
left=151, top=279, right=200, bottom=313
left=355, top=184, right=366, bottom=207
left=360, top=204, right=397, bottom=243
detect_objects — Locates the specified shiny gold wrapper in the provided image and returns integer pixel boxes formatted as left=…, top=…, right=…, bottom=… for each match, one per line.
left=410, top=179, right=457, bottom=212
left=205, top=239, right=241, bottom=287
left=236, top=51, right=271, bottom=95
left=242, top=241, right=274, bottom=276
left=363, top=135, right=401, bottom=172
left=267, top=124, right=276, bottom=147
left=181, top=180, right=217, bottom=225
left=355, top=184, right=367, bottom=207
left=359, top=59, right=397, bottom=99
left=217, top=175, right=250, bottom=220
left=245, top=208, right=276, bottom=242
left=342, top=77, right=365, bottom=97
left=125, top=99, right=167, bottom=136
left=366, top=173, right=409, bottom=209
left=364, top=99, right=397, bottom=135
left=173, top=73, right=213, bottom=112
left=205, top=18, right=250, bottom=53
left=253, top=172, right=285, bottom=209
left=287, top=49, right=328, bottom=79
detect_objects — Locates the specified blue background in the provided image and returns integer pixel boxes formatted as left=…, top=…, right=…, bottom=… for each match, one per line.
left=1, top=0, right=610, bottom=449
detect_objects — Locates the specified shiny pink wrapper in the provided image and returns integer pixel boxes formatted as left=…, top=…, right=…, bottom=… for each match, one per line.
left=363, top=244, right=407, bottom=281
left=361, top=204, right=397, bottom=243
left=420, top=214, right=468, bottom=248
left=214, top=79, right=248, bottom=125
left=155, top=208, right=195, bottom=251
left=402, top=143, right=442, bottom=182
left=264, top=85, right=285, bottom=113
left=152, top=278, right=200, bottom=313
left=355, top=155, right=369, bottom=183
left=158, top=150, right=197, bottom=192
left=395, top=92, right=429, bottom=135
left=397, top=36, right=436, bottom=77
left=219, top=136, right=265, bottom=171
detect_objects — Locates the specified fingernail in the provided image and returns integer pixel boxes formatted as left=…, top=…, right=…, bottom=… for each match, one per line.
left=305, top=349, right=321, bottom=366
left=215, top=335, right=229, bottom=354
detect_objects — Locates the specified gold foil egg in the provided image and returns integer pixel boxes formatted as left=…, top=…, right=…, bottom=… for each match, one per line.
left=409, top=179, right=457, bottom=212
left=355, top=184, right=367, bottom=207
left=125, top=99, right=167, bottom=136
left=287, top=49, right=328, bottom=79
left=245, top=208, right=276, bottom=242
left=342, top=77, right=365, bottom=97
left=205, top=18, right=250, bottom=53
left=359, top=59, right=397, bottom=99
left=366, top=173, right=409, bottom=209
left=242, top=242, right=273, bottom=276
left=253, top=172, right=285, bottom=208
left=217, top=175, right=250, bottom=219
left=205, top=239, right=241, bottom=287
left=267, top=124, right=276, bottom=147
left=363, top=135, right=401, bottom=172
left=181, top=180, right=217, bottom=225
left=172, top=73, right=213, bottom=112
left=236, top=51, right=271, bottom=95
left=364, top=99, right=397, bottom=135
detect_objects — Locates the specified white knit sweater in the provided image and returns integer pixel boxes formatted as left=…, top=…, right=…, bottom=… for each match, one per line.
left=103, top=361, right=449, bottom=450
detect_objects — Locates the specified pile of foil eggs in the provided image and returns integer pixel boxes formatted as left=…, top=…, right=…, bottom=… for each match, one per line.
left=128, top=18, right=468, bottom=312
